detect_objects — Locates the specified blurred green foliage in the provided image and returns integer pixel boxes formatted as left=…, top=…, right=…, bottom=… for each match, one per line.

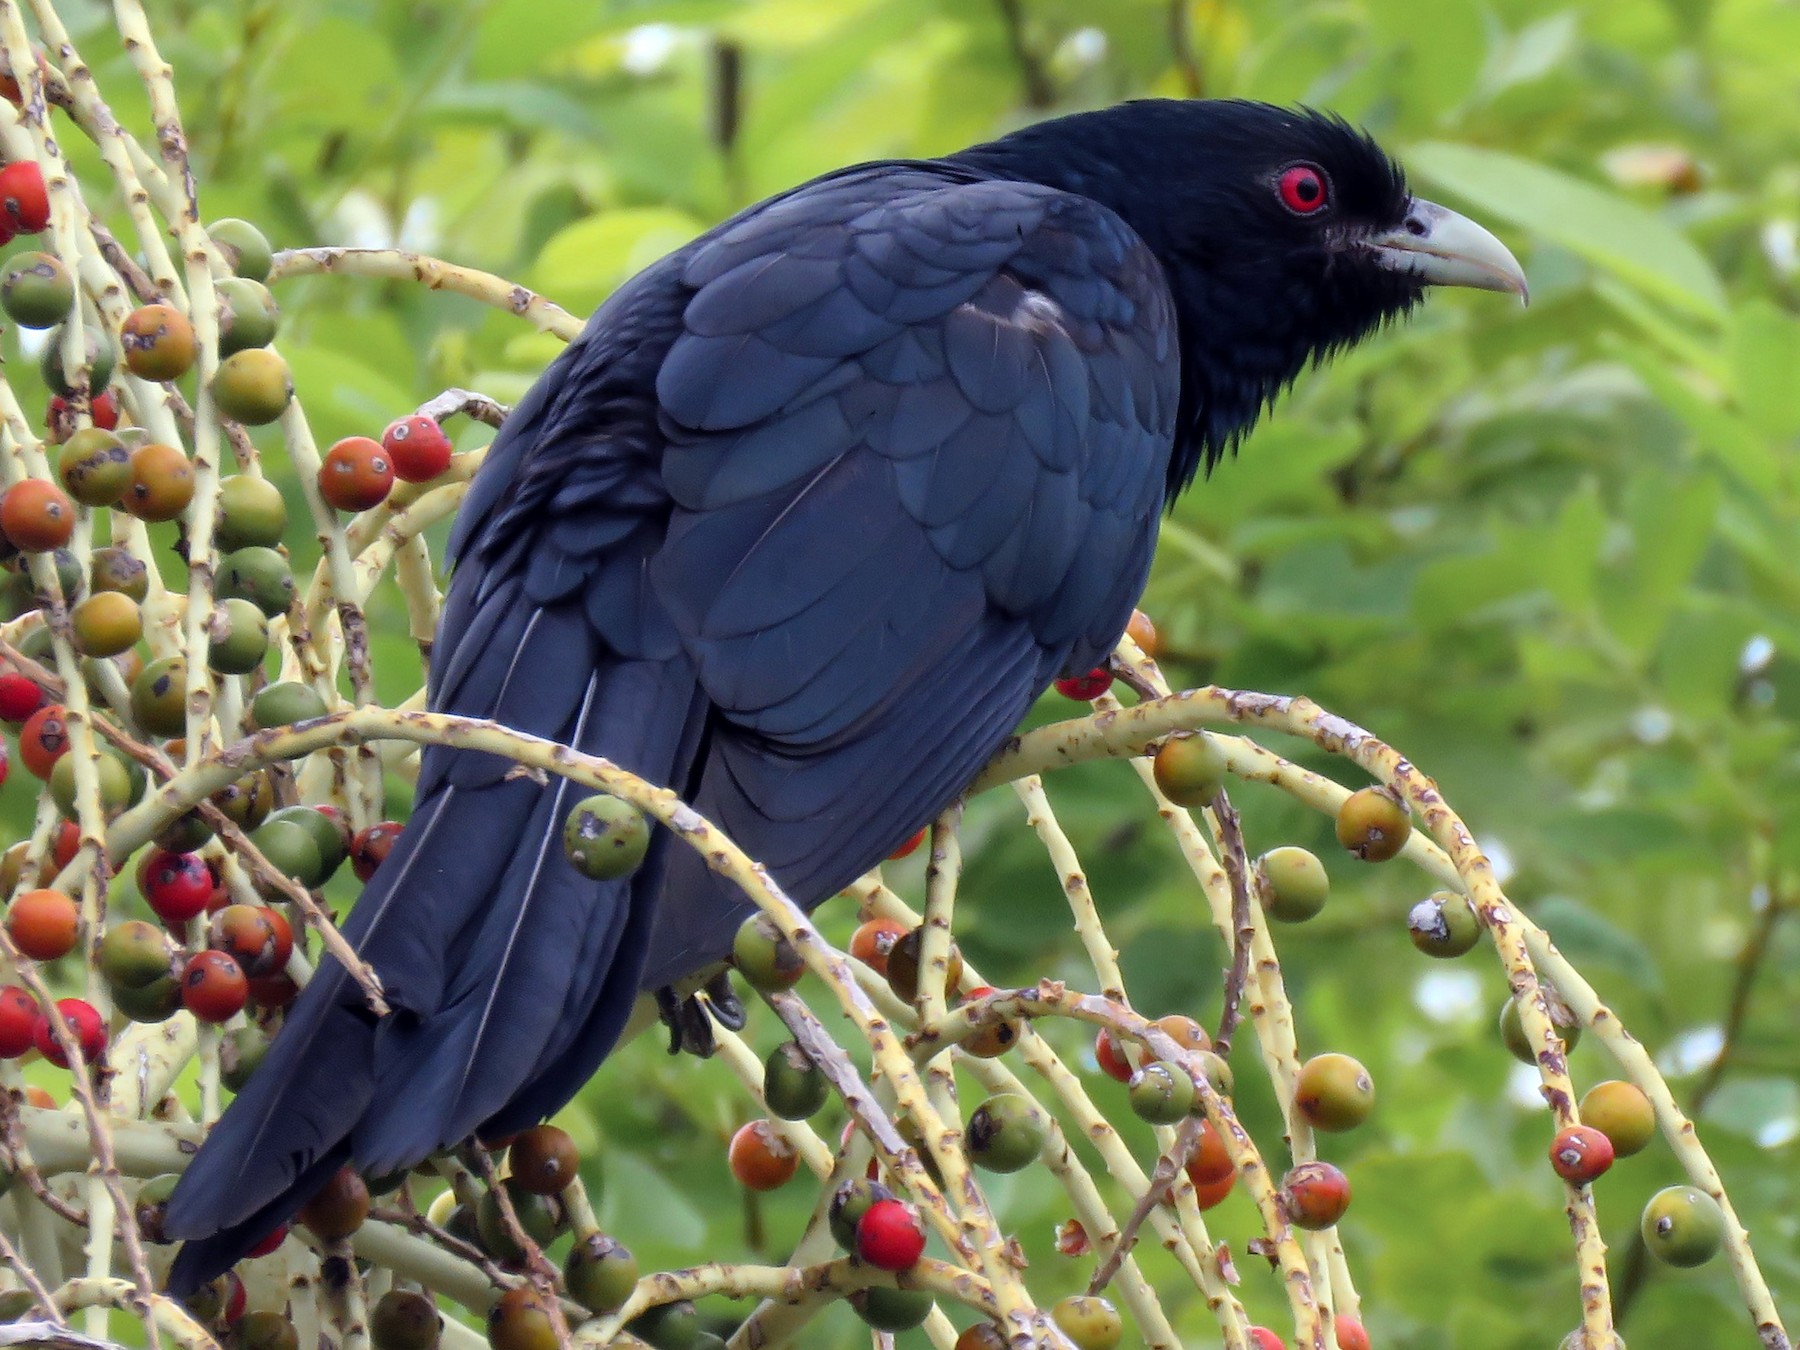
left=22, top=0, right=1800, bottom=1345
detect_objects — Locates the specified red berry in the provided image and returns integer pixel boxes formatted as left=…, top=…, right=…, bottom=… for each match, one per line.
left=381, top=415, right=454, bottom=483
left=6, top=887, right=79, bottom=960
left=0, top=162, right=49, bottom=234
left=0, top=985, right=37, bottom=1056
left=49, top=392, right=120, bottom=433
left=1281, top=1160, right=1351, bottom=1230
left=50, top=819, right=78, bottom=872
left=221, top=1270, right=246, bottom=1324
left=1054, top=667, right=1113, bottom=701
left=1334, top=1315, right=1371, bottom=1350
left=1247, top=1330, right=1285, bottom=1350
left=847, top=917, right=909, bottom=976
left=1548, top=1124, right=1615, bottom=1186
left=855, top=1197, right=926, bottom=1271
left=1185, top=1119, right=1234, bottom=1188
left=1192, top=1168, right=1234, bottom=1210
left=245, top=1223, right=288, bottom=1259
left=0, top=672, right=43, bottom=722
left=143, top=849, right=213, bottom=923
left=246, top=970, right=298, bottom=1010
left=1095, top=1028, right=1134, bottom=1083
left=33, top=996, right=104, bottom=1067
left=181, top=950, right=248, bottom=1023
left=19, top=703, right=68, bottom=778
left=351, top=821, right=402, bottom=881
left=886, top=827, right=926, bottom=860
left=318, top=436, right=395, bottom=512
left=208, top=904, right=292, bottom=977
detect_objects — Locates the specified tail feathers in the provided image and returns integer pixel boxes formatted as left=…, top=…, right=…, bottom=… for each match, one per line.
left=160, top=977, right=373, bottom=1238
left=164, top=1147, right=347, bottom=1298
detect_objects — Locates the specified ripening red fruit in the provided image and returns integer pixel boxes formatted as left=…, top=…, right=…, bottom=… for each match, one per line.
left=1334, top=1315, right=1371, bottom=1350
left=318, top=437, right=395, bottom=512
left=1191, top=1168, right=1234, bottom=1211
left=847, top=917, right=909, bottom=976
left=209, top=904, right=292, bottom=977
left=381, top=415, right=454, bottom=483
left=727, top=1119, right=798, bottom=1192
left=1185, top=1119, right=1234, bottom=1188
left=886, top=826, right=927, bottom=860
left=50, top=819, right=79, bottom=872
left=47, top=391, right=120, bottom=433
left=245, top=1223, right=288, bottom=1259
left=0, top=672, right=43, bottom=722
left=142, top=849, right=213, bottom=923
left=351, top=821, right=402, bottom=881
left=34, top=996, right=104, bottom=1067
left=1, top=478, right=76, bottom=553
left=221, top=1270, right=247, bottom=1325
left=0, top=984, right=37, bottom=1056
left=1548, top=1124, right=1615, bottom=1186
left=1095, top=1029, right=1135, bottom=1083
left=1246, top=1330, right=1285, bottom=1350
left=19, top=704, right=69, bottom=778
left=856, top=1197, right=926, bottom=1271
left=6, top=887, right=79, bottom=960
left=181, top=950, right=249, bottom=1023
left=1281, top=1160, right=1351, bottom=1230
left=247, top=970, right=298, bottom=1010
left=0, top=162, right=49, bottom=234
left=1054, top=667, right=1112, bottom=701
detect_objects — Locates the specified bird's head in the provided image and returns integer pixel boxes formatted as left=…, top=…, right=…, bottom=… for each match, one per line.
left=960, top=99, right=1526, bottom=494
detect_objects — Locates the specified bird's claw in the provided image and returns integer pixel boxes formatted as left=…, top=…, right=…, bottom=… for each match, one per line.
left=702, top=970, right=747, bottom=1031
left=654, top=981, right=728, bottom=1058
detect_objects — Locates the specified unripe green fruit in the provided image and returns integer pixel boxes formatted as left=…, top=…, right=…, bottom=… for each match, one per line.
left=1336, top=785, right=1411, bottom=861
left=207, top=597, right=270, bottom=675
left=113, top=973, right=181, bottom=1023
left=217, top=277, right=280, bottom=356
left=1640, top=1185, right=1725, bottom=1267
left=50, top=744, right=136, bottom=817
left=1256, top=845, right=1329, bottom=922
left=216, top=475, right=288, bottom=550
left=1129, top=1060, right=1196, bottom=1124
left=0, top=1290, right=36, bottom=1321
left=155, top=809, right=214, bottom=853
left=250, top=818, right=324, bottom=888
left=1197, top=1050, right=1234, bottom=1096
left=487, top=1288, right=558, bottom=1350
left=130, top=655, right=188, bottom=738
left=235, top=1311, right=300, bottom=1350
left=1408, top=891, right=1482, bottom=958
left=71, top=589, right=142, bottom=658
left=763, top=1040, right=828, bottom=1120
left=1294, top=1052, right=1374, bottom=1132
left=1499, top=996, right=1582, bottom=1065
left=40, top=324, right=115, bottom=396
left=99, top=920, right=175, bottom=990
left=732, top=913, right=803, bottom=992
left=57, top=427, right=132, bottom=506
left=212, top=348, right=292, bottom=424
left=624, top=1299, right=700, bottom=1350
left=1051, top=1294, right=1124, bottom=1350
left=221, top=1025, right=270, bottom=1092
left=476, top=1179, right=564, bottom=1264
left=1, top=251, right=72, bottom=328
left=562, top=792, right=650, bottom=880
left=267, top=805, right=348, bottom=880
left=1580, top=1080, right=1656, bottom=1158
left=369, top=1290, right=440, bottom=1350
left=850, top=1287, right=934, bottom=1333
left=213, top=770, right=275, bottom=829
left=250, top=681, right=328, bottom=729
left=218, top=545, right=295, bottom=617
left=91, top=545, right=149, bottom=602
left=965, top=1092, right=1047, bottom=1173
left=1152, top=731, right=1227, bottom=808
left=208, top=218, right=274, bottom=282
left=565, top=1233, right=638, bottom=1315
left=134, top=1173, right=180, bottom=1243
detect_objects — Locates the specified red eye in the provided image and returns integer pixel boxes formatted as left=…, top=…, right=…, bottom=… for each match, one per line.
left=1278, top=164, right=1329, bottom=215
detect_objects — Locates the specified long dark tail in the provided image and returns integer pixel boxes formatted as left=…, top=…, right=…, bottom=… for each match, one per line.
left=164, top=585, right=702, bottom=1293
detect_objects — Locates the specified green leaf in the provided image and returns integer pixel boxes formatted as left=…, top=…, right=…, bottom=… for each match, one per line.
left=1703, top=1076, right=1800, bottom=1142
left=1408, top=142, right=1727, bottom=321
left=1529, top=894, right=1663, bottom=991
left=532, top=208, right=703, bottom=314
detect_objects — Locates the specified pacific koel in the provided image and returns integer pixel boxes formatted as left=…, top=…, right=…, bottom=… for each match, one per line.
left=165, top=97, right=1526, bottom=1286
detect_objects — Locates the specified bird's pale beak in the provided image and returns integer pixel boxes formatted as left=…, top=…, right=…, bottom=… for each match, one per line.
left=1367, top=198, right=1529, bottom=302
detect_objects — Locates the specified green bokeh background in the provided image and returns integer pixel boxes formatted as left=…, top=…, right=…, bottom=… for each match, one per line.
left=13, top=0, right=1800, bottom=1346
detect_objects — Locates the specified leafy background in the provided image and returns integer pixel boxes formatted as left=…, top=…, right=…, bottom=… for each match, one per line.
left=19, top=0, right=1800, bottom=1346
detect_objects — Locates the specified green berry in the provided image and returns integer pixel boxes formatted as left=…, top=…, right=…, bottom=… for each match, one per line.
left=1152, top=731, right=1227, bottom=808
left=828, top=1176, right=891, bottom=1252
left=57, top=426, right=132, bottom=506
left=369, top=1292, right=438, bottom=1350
left=625, top=1300, right=701, bottom=1350
left=250, top=680, right=328, bottom=729
left=268, top=805, right=348, bottom=878
left=130, top=655, right=189, bottom=738
left=1256, top=846, right=1329, bottom=922
left=99, top=920, right=174, bottom=990
left=217, top=545, right=295, bottom=617
left=217, top=277, right=280, bottom=356
left=965, top=1092, right=1047, bottom=1173
left=1408, top=891, right=1482, bottom=958
left=849, top=1287, right=934, bottom=1333
left=1580, top=1080, right=1656, bottom=1158
left=235, top=1311, right=300, bottom=1350
left=1050, top=1294, right=1123, bottom=1350
left=90, top=545, right=149, bottom=602
left=215, top=475, right=288, bottom=550
left=39, top=323, right=115, bottom=396
left=561, top=792, right=650, bottom=880
left=1336, top=785, right=1411, bottom=862
left=211, top=348, right=292, bottom=425
left=1129, top=1060, right=1196, bottom=1124
left=1, top=251, right=72, bottom=328
left=134, top=1172, right=180, bottom=1244
left=208, top=218, right=274, bottom=282
left=732, top=913, right=803, bottom=992
left=207, top=597, right=271, bottom=675
left=212, top=770, right=275, bottom=829
left=1500, top=995, right=1582, bottom=1065
left=1640, top=1185, right=1725, bottom=1268
left=1294, top=1052, right=1374, bottom=1132
left=565, top=1233, right=638, bottom=1315
left=113, top=974, right=181, bottom=1023
left=221, top=1025, right=269, bottom=1092
left=249, top=817, right=324, bottom=888
left=475, top=1179, right=563, bottom=1263
left=763, top=1040, right=828, bottom=1121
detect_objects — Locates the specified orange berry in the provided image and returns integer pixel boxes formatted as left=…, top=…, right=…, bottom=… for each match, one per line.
left=0, top=478, right=75, bottom=552
left=6, top=887, right=78, bottom=960
left=727, top=1119, right=798, bottom=1192
left=318, top=437, right=394, bottom=513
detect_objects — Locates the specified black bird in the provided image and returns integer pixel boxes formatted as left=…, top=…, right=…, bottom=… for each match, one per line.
left=164, top=98, right=1523, bottom=1288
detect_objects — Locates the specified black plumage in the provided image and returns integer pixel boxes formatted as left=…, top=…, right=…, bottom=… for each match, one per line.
left=164, top=98, right=1522, bottom=1288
